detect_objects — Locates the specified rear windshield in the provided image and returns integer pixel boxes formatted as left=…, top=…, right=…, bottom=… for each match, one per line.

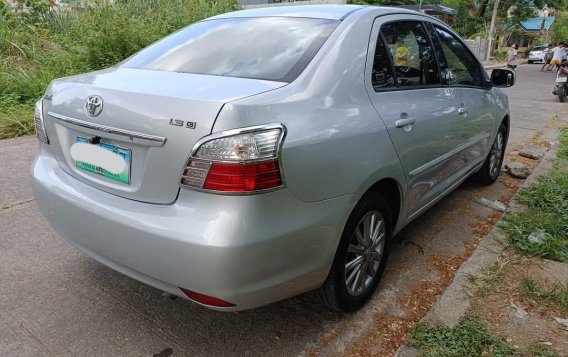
left=532, top=46, right=547, bottom=51
left=122, top=17, right=339, bottom=82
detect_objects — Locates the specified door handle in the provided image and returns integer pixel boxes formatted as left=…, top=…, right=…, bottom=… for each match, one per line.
left=395, top=118, right=416, bottom=128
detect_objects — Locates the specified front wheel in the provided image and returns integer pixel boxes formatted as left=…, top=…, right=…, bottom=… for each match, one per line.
left=315, top=192, right=392, bottom=312
left=471, top=123, right=507, bottom=185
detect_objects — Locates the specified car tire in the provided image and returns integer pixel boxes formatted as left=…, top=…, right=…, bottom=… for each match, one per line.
left=315, top=192, right=392, bottom=312
left=528, top=60, right=533, bottom=64
left=559, top=87, right=567, bottom=102
left=471, top=123, right=507, bottom=185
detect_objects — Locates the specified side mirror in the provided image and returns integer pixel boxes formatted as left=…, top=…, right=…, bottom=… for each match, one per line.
left=490, top=68, right=515, bottom=88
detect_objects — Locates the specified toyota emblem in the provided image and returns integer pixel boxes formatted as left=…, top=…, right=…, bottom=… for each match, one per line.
left=85, top=95, right=104, bottom=117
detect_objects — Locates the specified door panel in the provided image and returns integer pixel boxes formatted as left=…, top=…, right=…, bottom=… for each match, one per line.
left=371, top=89, right=461, bottom=216
left=453, top=88, right=496, bottom=172
left=430, top=25, right=496, bottom=176
left=365, top=17, right=464, bottom=217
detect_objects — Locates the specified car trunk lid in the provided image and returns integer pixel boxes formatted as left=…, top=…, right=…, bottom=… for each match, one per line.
left=43, top=67, right=285, bottom=204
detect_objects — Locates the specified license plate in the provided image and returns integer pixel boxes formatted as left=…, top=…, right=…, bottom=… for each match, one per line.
left=75, top=137, right=131, bottom=184
left=557, top=77, right=567, bottom=83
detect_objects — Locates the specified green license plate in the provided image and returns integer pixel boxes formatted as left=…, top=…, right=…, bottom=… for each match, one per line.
left=75, top=137, right=131, bottom=184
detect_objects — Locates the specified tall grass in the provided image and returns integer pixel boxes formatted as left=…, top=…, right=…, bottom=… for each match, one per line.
left=503, top=127, right=568, bottom=263
left=0, top=0, right=239, bottom=139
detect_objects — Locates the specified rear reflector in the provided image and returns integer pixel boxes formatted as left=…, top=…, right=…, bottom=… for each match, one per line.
left=179, top=288, right=236, bottom=308
left=203, top=160, right=282, bottom=192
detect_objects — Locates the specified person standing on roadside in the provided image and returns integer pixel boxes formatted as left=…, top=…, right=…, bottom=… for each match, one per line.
left=506, top=44, right=518, bottom=70
left=544, top=42, right=565, bottom=71
left=540, top=44, right=554, bottom=72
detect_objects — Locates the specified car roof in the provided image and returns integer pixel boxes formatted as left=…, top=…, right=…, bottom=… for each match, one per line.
left=208, top=5, right=418, bottom=21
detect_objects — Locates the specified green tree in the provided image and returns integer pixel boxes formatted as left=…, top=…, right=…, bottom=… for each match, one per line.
left=352, top=0, right=418, bottom=6
left=348, top=0, right=568, bottom=38
left=552, top=12, right=568, bottom=41
left=348, top=0, right=417, bottom=4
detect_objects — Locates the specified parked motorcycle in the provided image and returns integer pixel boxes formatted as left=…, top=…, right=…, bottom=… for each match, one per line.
left=554, top=76, right=567, bottom=102
left=553, top=62, right=568, bottom=102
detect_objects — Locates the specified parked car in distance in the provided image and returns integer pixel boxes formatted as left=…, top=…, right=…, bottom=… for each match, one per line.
left=528, top=45, right=549, bottom=63
left=31, top=5, right=515, bottom=312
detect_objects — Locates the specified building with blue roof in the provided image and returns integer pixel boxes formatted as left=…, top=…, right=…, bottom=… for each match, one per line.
left=504, top=15, right=556, bottom=51
left=519, top=16, right=555, bottom=32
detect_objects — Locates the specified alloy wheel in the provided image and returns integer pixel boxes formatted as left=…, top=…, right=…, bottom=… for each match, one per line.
left=344, top=210, right=386, bottom=296
left=489, top=131, right=504, bottom=178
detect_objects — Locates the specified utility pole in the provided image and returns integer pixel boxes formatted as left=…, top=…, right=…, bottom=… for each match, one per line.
left=486, top=0, right=500, bottom=61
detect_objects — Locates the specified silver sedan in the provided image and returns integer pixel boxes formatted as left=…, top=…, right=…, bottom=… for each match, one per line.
left=31, top=5, right=514, bottom=312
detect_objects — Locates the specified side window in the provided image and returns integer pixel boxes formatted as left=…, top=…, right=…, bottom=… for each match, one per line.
left=371, top=34, right=396, bottom=90
left=432, top=26, right=483, bottom=87
left=379, top=21, right=440, bottom=87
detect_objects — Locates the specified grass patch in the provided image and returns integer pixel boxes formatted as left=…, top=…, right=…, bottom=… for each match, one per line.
left=0, top=100, right=34, bottom=139
left=410, top=318, right=517, bottom=357
left=521, top=276, right=568, bottom=311
left=529, top=343, right=560, bottom=357
left=503, top=127, right=568, bottom=263
left=0, top=0, right=239, bottom=138
left=465, top=259, right=512, bottom=297
left=504, top=209, right=568, bottom=263
left=558, top=128, right=568, bottom=160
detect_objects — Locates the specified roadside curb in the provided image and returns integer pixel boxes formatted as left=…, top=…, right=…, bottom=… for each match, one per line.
left=393, top=127, right=561, bottom=357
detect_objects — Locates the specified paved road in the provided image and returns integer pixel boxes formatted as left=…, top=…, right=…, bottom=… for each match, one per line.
left=1, top=65, right=566, bottom=357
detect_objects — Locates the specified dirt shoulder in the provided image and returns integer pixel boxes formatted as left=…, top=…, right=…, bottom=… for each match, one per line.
left=471, top=251, right=568, bottom=356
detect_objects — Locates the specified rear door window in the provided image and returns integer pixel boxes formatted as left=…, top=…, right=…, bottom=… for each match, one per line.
left=371, top=34, right=397, bottom=90
left=122, top=17, right=338, bottom=82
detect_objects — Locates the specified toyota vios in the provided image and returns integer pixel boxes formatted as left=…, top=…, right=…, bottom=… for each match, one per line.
left=31, top=5, right=515, bottom=312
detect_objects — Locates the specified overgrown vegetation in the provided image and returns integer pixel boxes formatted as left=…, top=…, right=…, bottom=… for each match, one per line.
left=0, top=0, right=239, bottom=139
left=410, top=318, right=518, bottom=357
left=503, top=127, right=568, bottom=263
left=551, top=11, right=568, bottom=42
left=491, top=50, right=508, bottom=61
left=521, top=276, right=568, bottom=311
left=351, top=0, right=568, bottom=39
left=529, top=343, right=561, bottom=357
left=465, top=258, right=511, bottom=297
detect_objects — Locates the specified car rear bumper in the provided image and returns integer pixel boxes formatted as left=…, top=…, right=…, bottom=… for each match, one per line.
left=528, top=55, right=543, bottom=62
left=31, top=145, right=356, bottom=311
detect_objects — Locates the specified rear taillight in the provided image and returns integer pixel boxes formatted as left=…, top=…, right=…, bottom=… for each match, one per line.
left=180, top=124, right=285, bottom=193
left=34, top=99, right=49, bottom=144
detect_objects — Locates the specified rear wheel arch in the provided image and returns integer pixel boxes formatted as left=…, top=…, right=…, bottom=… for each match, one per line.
left=316, top=190, right=393, bottom=311
left=315, top=178, right=402, bottom=311
left=364, top=178, right=402, bottom=231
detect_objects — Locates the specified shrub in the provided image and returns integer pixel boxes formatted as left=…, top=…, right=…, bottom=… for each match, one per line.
left=491, top=50, right=508, bottom=61
left=0, top=0, right=240, bottom=138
